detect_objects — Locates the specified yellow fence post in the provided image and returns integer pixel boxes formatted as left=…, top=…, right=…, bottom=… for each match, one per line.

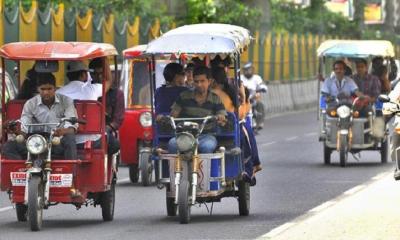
left=283, top=32, right=290, bottom=80
left=148, top=18, right=160, bottom=40
left=127, top=16, right=140, bottom=47
left=76, top=9, right=93, bottom=42
left=253, top=31, right=260, bottom=75
left=293, top=33, right=299, bottom=80
left=263, top=32, right=271, bottom=82
left=274, top=33, right=282, bottom=81
left=19, top=0, right=38, bottom=83
left=51, top=3, right=65, bottom=86
left=0, top=0, right=4, bottom=47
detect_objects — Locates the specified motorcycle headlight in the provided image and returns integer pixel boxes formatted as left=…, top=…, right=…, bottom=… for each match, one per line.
left=176, top=132, right=196, bottom=152
left=139, top=112, right=152, bottom=127
left=337, top=105, right=351, bottom=118
left=26, top=134, right=47, bottom=155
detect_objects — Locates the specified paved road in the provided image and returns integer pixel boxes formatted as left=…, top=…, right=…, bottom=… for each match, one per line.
left=0, top=110, right=394, bottom=239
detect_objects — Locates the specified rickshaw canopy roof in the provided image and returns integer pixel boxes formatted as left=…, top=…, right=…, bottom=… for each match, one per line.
left=123, top=44, right=147, bottom=58
left=0, top=41, right=118, bottom=60
left=317, top=40, right=395, bottom=58
left=145, top=23, right=251, bottom=57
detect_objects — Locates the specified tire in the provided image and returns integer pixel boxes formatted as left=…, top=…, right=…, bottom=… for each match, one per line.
left=28, top=175, right=44, bottom=231
left=101, top=181, right=115, bottom=221
left=339, top=134, right=348, bottom=167
left=140, top=151, right=153, bottom=186
left=16, top=203, right=27, bottom=222
left=166, top=185, right=177, bottom=216
left=381, top=138, right=389, bottom=163
left=129, top=164, right=139, bottom=183
left=323, top=144, right=331, bottom=165
left=178, top=179, right=191, bottom=224
left=238, top=180, right=250, bottom=216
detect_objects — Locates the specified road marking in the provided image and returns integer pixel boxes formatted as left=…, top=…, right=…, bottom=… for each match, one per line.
left=372, top=172, right=390, bottom=180
left=344, top=185, right=365, bottom=195
left=309, top=201, right=336, bottom=213
left=285, top=136, right=298, bottom=141
left=259, top=222, right=295, bottom=239
left=117, top=177, right=130, bottom=184
left=0, top=206, right=13, bottom=212
left=260, top=141, right=276, bottom=147
left=305, top=132, right=317, bottom=137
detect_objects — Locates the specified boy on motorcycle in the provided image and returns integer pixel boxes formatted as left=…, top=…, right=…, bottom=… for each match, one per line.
left=241, top=62, right=267, bottom=132
left=2, top=73, right=78, bottom=160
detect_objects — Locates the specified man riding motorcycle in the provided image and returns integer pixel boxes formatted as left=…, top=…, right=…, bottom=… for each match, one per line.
left=241, top=62, right=267, bottom=132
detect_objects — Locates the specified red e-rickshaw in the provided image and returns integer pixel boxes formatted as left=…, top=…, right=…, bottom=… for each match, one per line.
left=119, top=45, right=154, bottom=186
left=0, top=42, right=118, bottom=231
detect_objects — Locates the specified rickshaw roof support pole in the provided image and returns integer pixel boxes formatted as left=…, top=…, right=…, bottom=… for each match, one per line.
left=234, top=53, right=241, bottom=146
left=149, top=55, right=156, bottom=125
left=1, top=57, right=5, bottom=143
left=101, top=57, right=107, bottom=151
left=317, top=57, right=323, bottom=120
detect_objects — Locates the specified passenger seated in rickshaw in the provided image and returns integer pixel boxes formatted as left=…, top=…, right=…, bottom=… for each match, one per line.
left=211, top=67, right=262, bottom=180
left=154, top=62, right=187, bottom=114
left=321, top=60, right=363, bottom=107
left=352, top=59, right=382, bottom=117
left=57, top=61, right=111, bottom=149
left=16, top=63, right=38, bottom=100
left=168, top=66, right=226, bottom=154
left=89, top=58, right=124, bottom=155
left=2, top=73, right=78, bottom=160
left=372, top=57, right=391, bottom=93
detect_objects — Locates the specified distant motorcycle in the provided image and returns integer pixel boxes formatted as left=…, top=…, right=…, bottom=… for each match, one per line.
left=249, top=84, right=267, bottom=133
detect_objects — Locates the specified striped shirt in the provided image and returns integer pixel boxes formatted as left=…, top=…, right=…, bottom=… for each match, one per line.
left=171, top=89, right=227, bottom=118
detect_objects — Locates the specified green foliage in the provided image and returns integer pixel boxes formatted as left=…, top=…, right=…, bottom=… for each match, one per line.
left=183, top=0, right=262, bottom=30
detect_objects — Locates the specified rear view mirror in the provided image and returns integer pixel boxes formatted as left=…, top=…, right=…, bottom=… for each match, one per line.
left=35, top=60, right=59, bottom=73
left=378, top=94, right=390, bottom=102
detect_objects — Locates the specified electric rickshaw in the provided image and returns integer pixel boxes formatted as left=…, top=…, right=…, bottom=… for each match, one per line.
left=119, top=44, right=154, bottom=186
left=317, top=40, right=395, bottom=167
left=144, top=23, right=253, bottom=223
left=0, top=42, right=119, bottom=231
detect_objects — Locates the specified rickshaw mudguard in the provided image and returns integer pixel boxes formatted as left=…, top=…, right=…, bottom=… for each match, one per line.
left=119, top=108, right=153, bottom=165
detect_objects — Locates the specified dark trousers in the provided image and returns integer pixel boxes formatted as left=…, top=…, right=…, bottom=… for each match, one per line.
left=2, top=133, right=77, bottom=160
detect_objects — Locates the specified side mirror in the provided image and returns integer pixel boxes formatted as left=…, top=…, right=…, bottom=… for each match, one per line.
left=378, top=94, right=390, bottom=102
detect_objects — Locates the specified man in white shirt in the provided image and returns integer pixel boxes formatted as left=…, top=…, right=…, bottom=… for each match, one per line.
left=57, top=61, right=105, bottom=145
left=241, top=62, right=267, bottom=131
left=57, top=61, right=102, bottom=100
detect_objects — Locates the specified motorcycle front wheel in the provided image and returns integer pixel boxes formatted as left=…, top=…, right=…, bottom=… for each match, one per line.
left=178, top=179, right=191, bottom=224
left=339, top=134, right=348, bottom=167
left=139, top=151, right=153, bottom=186
left=28, top=175, right=44, bottom=231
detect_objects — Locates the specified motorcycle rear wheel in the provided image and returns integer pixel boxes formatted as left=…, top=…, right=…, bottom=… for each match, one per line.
left=28, top=175, right=44, bottom=231
left=238, top=180, right=250, bottom=216
left=140, top=151, right=153, bottom=186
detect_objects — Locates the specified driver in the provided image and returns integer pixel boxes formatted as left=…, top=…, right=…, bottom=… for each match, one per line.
left=2, top=73, right=78, bottom=160
left=321, top=60, right=363, bottom=103
left=168, top=66, right=227, bottom=154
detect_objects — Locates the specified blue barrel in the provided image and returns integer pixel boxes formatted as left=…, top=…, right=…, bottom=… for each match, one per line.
left=210, top=157, right=221, bottom=191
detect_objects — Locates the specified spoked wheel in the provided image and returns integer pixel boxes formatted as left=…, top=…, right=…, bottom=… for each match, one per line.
left=178, top=179, right=191, bottom=224
left=323, top=143, right=331, bottom=165
left=381, top=138, right=389, bottom=163
left=129, top=164, right=139, bottom=183
left=101, top=181, right=116, bottom=221
left=339, top=134, right=348, bottom=167
left=238, top=180, right=250, bottom=216
left=166, top=185, right=177, bottom=216
left=16, top=203, right=28, bottom=222
left=140, top=151, right=153, bottom=186
left=28, top=175, right=44, bottom=231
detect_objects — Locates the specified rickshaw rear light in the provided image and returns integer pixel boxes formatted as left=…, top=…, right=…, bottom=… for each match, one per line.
left=353, top=111, right=360, bottom=118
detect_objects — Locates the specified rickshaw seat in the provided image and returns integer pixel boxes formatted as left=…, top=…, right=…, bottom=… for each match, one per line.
left=5, top=99, right=26, bottom=120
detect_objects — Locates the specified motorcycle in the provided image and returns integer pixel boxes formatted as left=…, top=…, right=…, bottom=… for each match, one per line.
left=6, top=117, right=85, bottom=231
left=249, top=84, right=267, bottom=133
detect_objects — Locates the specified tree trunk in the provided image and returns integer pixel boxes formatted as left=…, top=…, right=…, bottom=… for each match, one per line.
left=353, top=0, right=365, bottom=39
left=243, top=0, right=271, bottom=34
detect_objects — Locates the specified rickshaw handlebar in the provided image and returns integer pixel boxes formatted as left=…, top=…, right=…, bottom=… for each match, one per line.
left=160, top=115, right=217, bottom=133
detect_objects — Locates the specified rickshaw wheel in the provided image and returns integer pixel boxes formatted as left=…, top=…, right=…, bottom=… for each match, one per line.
left=129, top=164, right=139, bottom=183
left=166, top=185, right=177, bottom=216
left=16, top=203, right=28, bottom=222
left=323, top=144, right=331, bottom=165
left=140, top=151, right=153, bottom=186
left=238, top=180, right=250, bottom=216
left=380, top=138, right=389, bottom=163
left=28, top=176, right=44, bottom=231
left=339, top=135, right=348, bottom=167
left=178, top=179, right=191, bottom=224
left=101, top=181, right=115, bottom=221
